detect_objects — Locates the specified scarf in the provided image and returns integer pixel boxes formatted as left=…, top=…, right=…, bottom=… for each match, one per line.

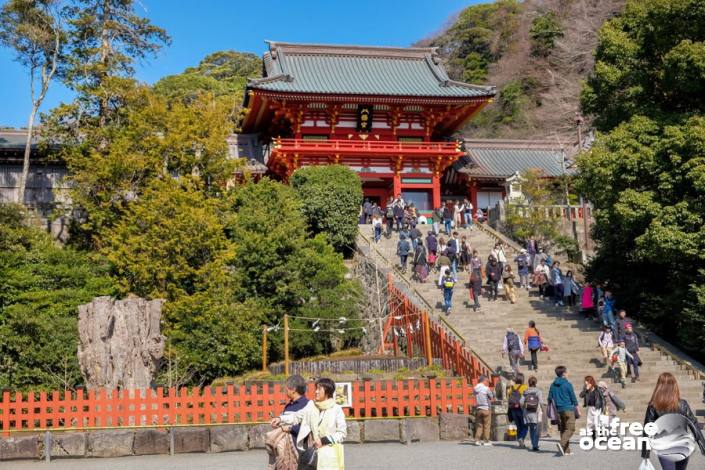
left=314, top=398, right=337, bottom=442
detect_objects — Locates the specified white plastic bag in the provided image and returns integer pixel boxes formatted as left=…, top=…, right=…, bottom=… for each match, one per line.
left=638, top=459, right=655, bottom=470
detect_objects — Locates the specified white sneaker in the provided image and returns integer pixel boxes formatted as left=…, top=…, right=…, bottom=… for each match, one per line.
left=482, top=441, right=493, bottom=446
left=475, top=441, right=482, bottom=446
left=556, top=442, right=565, bottom=456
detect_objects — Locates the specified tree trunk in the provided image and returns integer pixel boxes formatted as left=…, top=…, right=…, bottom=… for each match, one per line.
left=98, top=0, right=111, bottom=129
left=17, top=105, right=38, bottom=204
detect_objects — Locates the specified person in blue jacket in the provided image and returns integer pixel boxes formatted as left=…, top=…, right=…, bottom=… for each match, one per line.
left=548, top=365, right=579, bottom=456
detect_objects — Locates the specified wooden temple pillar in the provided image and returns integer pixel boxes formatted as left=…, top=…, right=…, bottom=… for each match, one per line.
left=432, top=173, right=441, bottom=209
left=468, top=180, right=478, bottom=215
left=392, top=173, right=401, bottom=198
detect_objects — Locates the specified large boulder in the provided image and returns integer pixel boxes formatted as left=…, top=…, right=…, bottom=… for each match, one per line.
left=210, top=426, right=249, bottom=452
left=133, top=429, right=169, bottom=455
left=0, top=435, right=39, bottom=460
left=87, top=431, right=134, bottom=458
left=77, top=296, right=165, bottom=390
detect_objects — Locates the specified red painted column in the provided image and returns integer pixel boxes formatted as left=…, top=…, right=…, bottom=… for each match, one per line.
left=469, top=180, right=478, bottom=216
left=393, top=172, right=401, bottom=199
left=432, top=173, right=441, bottom=209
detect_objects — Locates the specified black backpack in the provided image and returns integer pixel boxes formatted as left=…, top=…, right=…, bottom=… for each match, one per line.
left=385, top=206, right=394, bottom=218
left=524, top=390, right=539, bottom=411
left=508, top=387, right=522, bottom=409
left=507, top=332, right=521, bottom=352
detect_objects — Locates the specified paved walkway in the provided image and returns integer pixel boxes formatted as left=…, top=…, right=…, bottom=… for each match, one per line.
left=7, top=440, right=702, bottom=469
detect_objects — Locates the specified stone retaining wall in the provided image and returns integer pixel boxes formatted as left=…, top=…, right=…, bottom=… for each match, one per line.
left=0, top=413, right=491, bottom=462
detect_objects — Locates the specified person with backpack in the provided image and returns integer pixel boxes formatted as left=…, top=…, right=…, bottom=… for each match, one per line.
left=425, top=231, right=438, bottom=262
left=515, top=249, right=530, bottom=289
left=524, top=321, right=542, bottom=372
left=547, top=366, right=579, bottom=456
left=507, top=373, right=529, bottom=448
left=362, top=198, right=372, bottom=224
left=623, top=323, right=641, bottom=383
left=502, top=328, right=524, bottom=375
left=486, top=256, right=502, bottom=301
left=447, top=232, right=460, bottom=277
left=396, top=234, right=411, bottom=274
left=409, top=226, right=422, bottom=253
left=598, top=324, right=614, bottom=367
left=521, top=376, right=544, bottom=452
left=436, top=252, right=451, bottom=288
left=384, top=201, right=395, bottom=238
left=441, top=269, right=455, bottom=315
left=579, top=375, right=605, bottom=443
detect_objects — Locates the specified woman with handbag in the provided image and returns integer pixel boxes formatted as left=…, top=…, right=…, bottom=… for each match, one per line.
left=272, top=378, right=347, bottom=470
left=523, top=321, right=542, bottom=372
left=579, top=376, right=605, bottom=442
left=641, top=372, right=705, bottom=470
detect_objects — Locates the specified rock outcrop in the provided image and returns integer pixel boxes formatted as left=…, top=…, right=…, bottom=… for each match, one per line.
left=77, top=296, right=165, bottom=390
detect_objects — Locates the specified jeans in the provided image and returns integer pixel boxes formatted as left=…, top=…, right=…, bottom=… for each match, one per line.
left=509, top=408, right=528, bottom=441
left=464, top=212, right=473, bottom=227
left=411, top=238, right=418, bottom=252
left=443, top=287, right=453, bottom=313
left=488, top=280, right=499, bottom=300
left=395, top=216, right=403, bottom=231
left=626, top=352, right=640, bottom=378
left=450, top=256, right=458, bottom=277
left=508, top=350, right=522, bottom=374
left=444, top=218, right=452, bottom=234
left=519, top=274, right=528, bottom=287
left=558, top=410, right=576, bottom=453
left=554, top=283, right=564, bottom=304
left=658, top=455, right=690, bottom=470
left=385, top=219, right=393, bottom=237
left=373, top=225, right=382, bottom=242
left=529, top=348, right=539, bottom=370
left=527, top=423, right=539, bottom=450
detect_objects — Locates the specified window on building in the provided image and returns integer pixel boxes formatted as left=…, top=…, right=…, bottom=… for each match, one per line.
left=398, top=136, right=423, bottom=143
left=402, top=190, right=432, bottom=211
left=302, top=135, right=329, bottom=140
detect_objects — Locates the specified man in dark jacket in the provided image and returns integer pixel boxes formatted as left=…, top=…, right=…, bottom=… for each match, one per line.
left=615, top=309, right=634, bottom=341
left=393, top=202, right=405, bottom=232
left=426, top=231, right=438, bottom=257
left=623, top=323, right=641, bottom=382
left=442, top=203, right=453, bottom=234
left=485, top=256, right=502, bottom=301
left=548, top=366, right=579, bottom=456
left=397, top=234, right=411, bottom=273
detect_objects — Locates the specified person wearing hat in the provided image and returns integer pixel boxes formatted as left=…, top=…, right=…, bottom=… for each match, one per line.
left=515, top=249, right=530, bottom=290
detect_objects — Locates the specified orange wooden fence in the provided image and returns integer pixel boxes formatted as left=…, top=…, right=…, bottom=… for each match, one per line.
left=0, top=378, right=476, bottom=436
left=385, top=273, right=495, bottom=385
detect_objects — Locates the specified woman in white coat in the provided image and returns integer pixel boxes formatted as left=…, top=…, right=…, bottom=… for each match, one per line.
left=272, top=378, right=347, bottom=470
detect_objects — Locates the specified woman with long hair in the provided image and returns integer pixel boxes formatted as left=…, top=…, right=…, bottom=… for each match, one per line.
left=641, top=372, right=705, bottom=470
left=523, top=321, right=542, bottom=372
left=579, top=375, right=605, bottom=442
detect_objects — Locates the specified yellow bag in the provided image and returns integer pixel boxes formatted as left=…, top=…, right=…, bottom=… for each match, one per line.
left=317, top=443, right=344, bottom=470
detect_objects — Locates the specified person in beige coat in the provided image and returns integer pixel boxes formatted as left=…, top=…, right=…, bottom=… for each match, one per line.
left=272, top=378, right=347, bottom=470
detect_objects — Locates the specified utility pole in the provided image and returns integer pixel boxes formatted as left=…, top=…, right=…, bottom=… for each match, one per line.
left=284, top=314, right=290, bottom=376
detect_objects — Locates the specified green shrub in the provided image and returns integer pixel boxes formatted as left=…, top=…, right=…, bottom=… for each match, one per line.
left=291, top=165, right=363, bottom=254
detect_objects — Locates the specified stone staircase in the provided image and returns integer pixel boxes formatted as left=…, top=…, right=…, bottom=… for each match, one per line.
left=357, top=223, right=705, bottom=426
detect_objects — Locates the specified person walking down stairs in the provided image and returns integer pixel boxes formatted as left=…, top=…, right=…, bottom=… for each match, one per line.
left=503, top=265, right=517, bottom=304
left=396, top=234, right=411, bottom=274
left=610, top=339, right=633, bottom=389
left=598, top=325, right=614, bottom=368
left=579, top=375, right=605, bottom=443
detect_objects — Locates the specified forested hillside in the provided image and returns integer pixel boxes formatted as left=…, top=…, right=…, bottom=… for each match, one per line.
left=418, top=0, right=626, bottom=141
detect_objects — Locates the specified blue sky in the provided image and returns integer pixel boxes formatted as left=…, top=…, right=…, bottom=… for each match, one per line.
left=0, top=0, right=480, bottom=128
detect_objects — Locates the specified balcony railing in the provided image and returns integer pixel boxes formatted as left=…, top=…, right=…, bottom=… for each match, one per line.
left=272, top=138, right=463, bottom=156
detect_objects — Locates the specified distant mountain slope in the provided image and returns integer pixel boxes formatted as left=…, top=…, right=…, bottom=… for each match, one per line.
left=418, top=0, right=626, bottom=142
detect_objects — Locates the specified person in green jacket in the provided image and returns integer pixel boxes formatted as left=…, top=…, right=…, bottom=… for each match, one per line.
left=548, top=365, right=579, bottom=456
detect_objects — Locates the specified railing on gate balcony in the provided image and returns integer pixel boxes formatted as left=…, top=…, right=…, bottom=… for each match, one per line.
left=272, top=138, right=463, bottom=157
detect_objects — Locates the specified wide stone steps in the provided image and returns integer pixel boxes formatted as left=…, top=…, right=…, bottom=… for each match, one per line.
left=358, top=224, right=705, bottom=426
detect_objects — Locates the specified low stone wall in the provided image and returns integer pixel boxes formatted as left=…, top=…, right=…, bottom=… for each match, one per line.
left=0, top=413, right=482, bottom=462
